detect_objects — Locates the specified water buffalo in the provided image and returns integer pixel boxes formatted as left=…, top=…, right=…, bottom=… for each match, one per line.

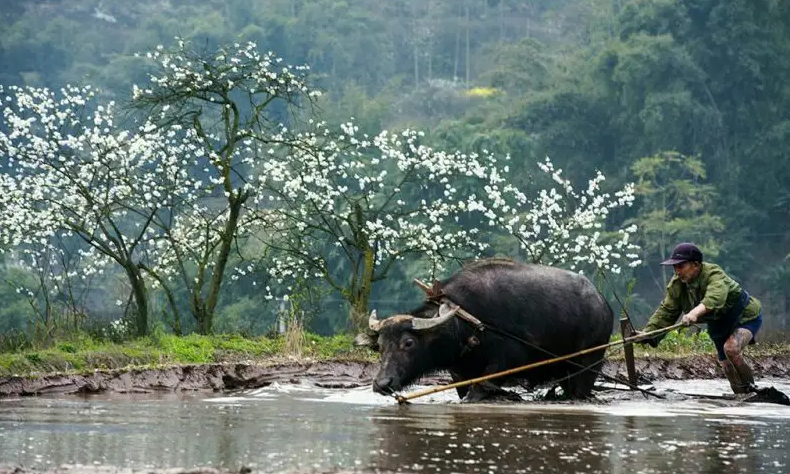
left=355, top=258, right=614, bottom=401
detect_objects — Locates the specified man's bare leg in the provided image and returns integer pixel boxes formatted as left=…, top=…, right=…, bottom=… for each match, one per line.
left=719, top=328, right=756, bottom=394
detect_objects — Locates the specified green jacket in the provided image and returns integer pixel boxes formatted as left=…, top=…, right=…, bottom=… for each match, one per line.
left=644, top=263, right=761, bottom=335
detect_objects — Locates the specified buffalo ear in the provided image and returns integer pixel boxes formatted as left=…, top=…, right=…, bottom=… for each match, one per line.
left=353, top=332, right=380, bottom=351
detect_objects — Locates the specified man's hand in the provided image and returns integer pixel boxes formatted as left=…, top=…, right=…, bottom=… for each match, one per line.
left=680, top=313, right=698, bottom=326
left=680, top=303, right=710, bottom=326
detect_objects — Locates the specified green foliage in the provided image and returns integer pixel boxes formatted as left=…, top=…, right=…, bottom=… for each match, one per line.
left=609, top=327, right=717, bottom=358
left=4, top=328, right=783, bottom=378
left=0, top=332, right=373, bottom=376
left=0, top=331, right=29, bottom=353
left=650, top=329, right=716, bottom=354
left=629, top=151, right=725, bottom=287
left=477, top=37, right=555, bottom=93
left=56, top=342, right=77, bottom=354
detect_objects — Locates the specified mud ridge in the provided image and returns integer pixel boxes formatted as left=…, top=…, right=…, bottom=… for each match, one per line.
left=1, top=354, right=789, bottom=398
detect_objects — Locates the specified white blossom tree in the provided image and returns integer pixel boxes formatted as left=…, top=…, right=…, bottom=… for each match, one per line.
left=123, top=38, right=323, bottom=334
left=254, top=123, right=514, bottom=329
left=252, top=121, right=641, bottom=330
left=0, top=85, right=201, bottom=336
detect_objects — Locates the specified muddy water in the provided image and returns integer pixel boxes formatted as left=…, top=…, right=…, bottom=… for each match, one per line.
left=2, top=379, right=790, bottom=473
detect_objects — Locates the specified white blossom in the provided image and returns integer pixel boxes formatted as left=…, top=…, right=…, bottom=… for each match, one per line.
left=493, top=158, right=641, bottom=275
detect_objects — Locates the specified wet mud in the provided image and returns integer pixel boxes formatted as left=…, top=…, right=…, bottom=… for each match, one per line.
left=0, top=360, right=376, bottom=398
left=1, top=353, right=789, bottom=399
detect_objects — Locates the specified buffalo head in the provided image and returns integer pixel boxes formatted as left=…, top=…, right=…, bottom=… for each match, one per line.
left=355, top=303, right=459, bottom=395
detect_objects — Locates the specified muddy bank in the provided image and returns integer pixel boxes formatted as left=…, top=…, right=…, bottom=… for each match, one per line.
left=0, top=359, right=377, bottom=398
left=1, top=354, right=789, bottom=398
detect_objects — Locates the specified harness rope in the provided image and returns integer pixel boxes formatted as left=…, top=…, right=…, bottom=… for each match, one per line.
left=476, top=322, right=660, bottom=398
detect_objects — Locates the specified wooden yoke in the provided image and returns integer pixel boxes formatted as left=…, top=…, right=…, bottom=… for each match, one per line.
left=413, top=278, right=485, bottom=332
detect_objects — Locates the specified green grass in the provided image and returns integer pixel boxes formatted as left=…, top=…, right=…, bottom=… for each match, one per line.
left=1, top=329, right=787, bottom=378
left=0, top=332, right=376, bottom=377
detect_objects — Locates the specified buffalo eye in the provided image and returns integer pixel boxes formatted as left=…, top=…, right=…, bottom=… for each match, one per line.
left=399, top=336, right=416, bottom=351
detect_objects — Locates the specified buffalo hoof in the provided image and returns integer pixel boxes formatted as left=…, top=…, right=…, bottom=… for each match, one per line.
left=541, top=385, right=565, bottom=401
left=540, top=385, right=596, bottom=402
left=461, top=383, right=523, bottom=403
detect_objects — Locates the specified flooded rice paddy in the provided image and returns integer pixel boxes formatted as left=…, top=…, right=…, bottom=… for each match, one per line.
left=2, top=378, right=790, bottom=473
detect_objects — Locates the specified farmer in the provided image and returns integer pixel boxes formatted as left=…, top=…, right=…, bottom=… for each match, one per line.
left=636, top=242, right=763, bottom=394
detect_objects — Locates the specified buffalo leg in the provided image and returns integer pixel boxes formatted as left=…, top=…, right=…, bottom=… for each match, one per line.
left=561, top=354, right=604, bottom=399
left=451, top=373, right=522, bottom=402
left=449, top=370, right=469, bottom=400
left=461, top=363, right=523, bottom=403
left=463, top=381, right=523, bottom=403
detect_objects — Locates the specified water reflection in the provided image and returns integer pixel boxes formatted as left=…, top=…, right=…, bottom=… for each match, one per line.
left=368, top=404, right=611, bottom=473
left=0, top=380, right=789, bottom=473
left=365, top=398, right=789, bottom=473
left=0, top=392, right=375, bottom=471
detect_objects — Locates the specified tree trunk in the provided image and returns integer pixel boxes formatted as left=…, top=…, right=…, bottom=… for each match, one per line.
left=350, top=293, right=371, bottom=333
left=200, top=196, right=244, bottom=335
left=161, top=285, right=182, bottom=336
left=125, top=264, right=149, bottom=337
left=349, top=246, right=376, bottom=331
left=196, top=307, right=212, bottom=335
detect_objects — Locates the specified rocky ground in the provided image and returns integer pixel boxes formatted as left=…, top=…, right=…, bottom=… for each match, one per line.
left=1, top=353, right=789, bottom=398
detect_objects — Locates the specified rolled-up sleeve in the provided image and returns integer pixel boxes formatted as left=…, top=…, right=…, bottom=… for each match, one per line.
left=645, top=290, right=681, bottom=332
left=701, top=269, right=729, bottom=311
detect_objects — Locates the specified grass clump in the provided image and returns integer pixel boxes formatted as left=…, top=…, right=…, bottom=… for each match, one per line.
left=211, top=334, right=281, bottom=356
left=304, top=333, right=368, bottom=359
left=636, top=328, right=716, bottom=357
left=154, top=334, right=215, bottom=364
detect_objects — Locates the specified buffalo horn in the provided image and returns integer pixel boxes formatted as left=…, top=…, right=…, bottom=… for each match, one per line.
left=368, top=309, right=383, bottom=332
left=410, top=303, right=459, bottom=331
left=368, top=309, right=416, bottom=332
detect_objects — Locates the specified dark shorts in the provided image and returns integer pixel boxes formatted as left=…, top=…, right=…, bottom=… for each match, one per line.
left=714, top=313, right=763, bottom=361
